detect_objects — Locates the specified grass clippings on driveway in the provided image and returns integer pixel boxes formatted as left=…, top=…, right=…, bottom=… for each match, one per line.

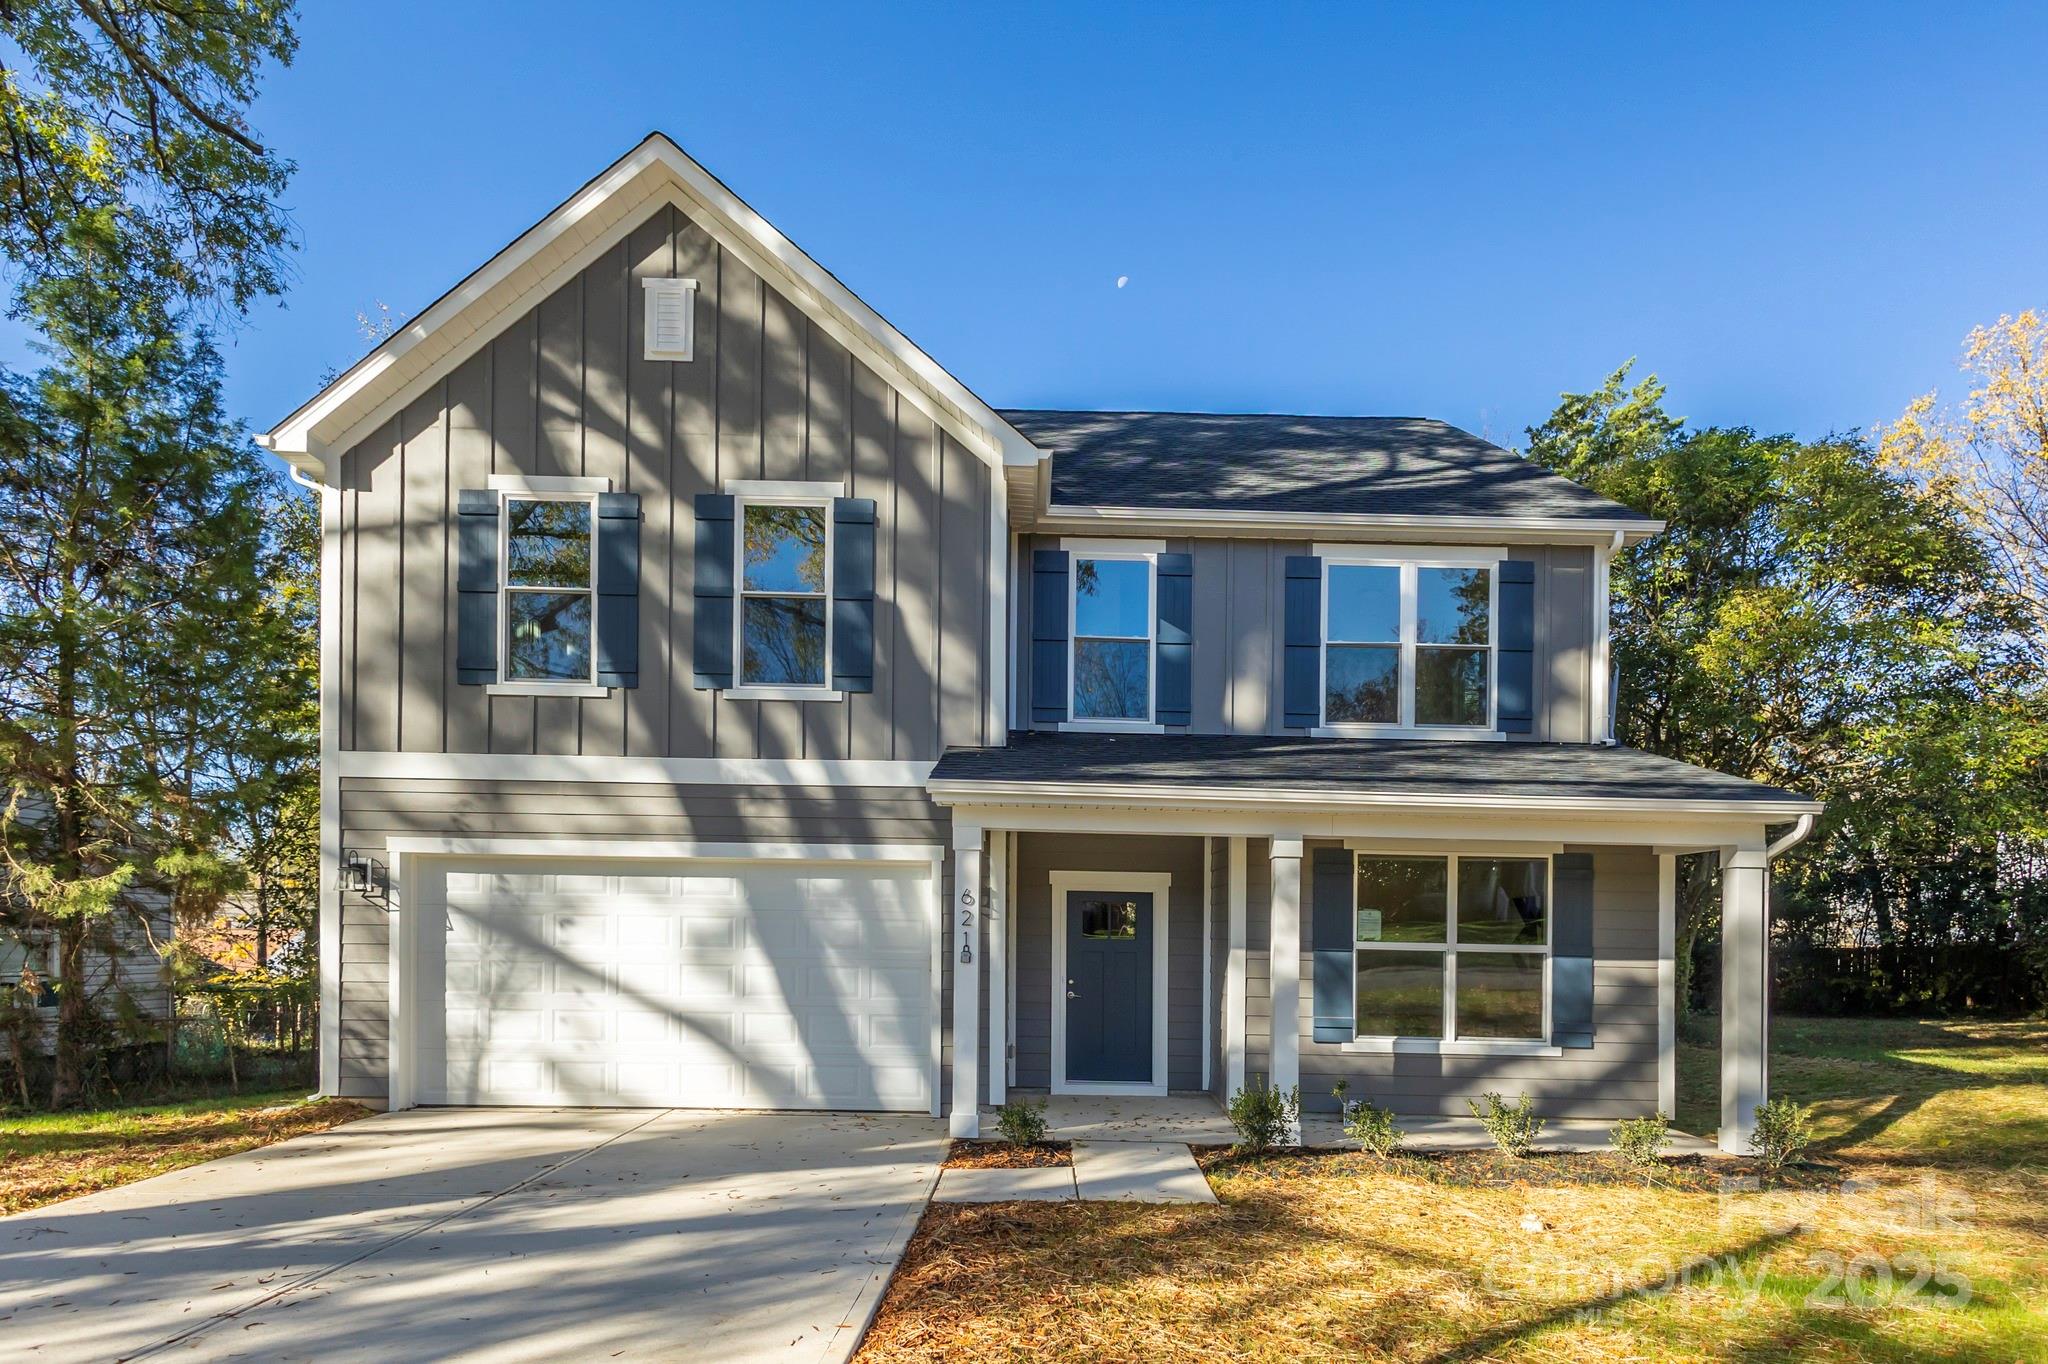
left=1, top=1089, right=370, bottom=1216
left=858, top=1017, right=2048, bottom=1362
left=947, top=1140, right=1073, bottom=1169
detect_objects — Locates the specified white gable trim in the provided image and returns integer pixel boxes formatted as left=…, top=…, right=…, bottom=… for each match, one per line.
left=259, top=133, right=1044, bottom=482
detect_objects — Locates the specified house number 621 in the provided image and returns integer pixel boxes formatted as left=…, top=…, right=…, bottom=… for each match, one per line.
left=959, top=890, right=975, bottom=963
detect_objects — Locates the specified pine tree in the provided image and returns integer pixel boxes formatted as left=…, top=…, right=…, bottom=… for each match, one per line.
left=0, top=214, right=282, bottom=1104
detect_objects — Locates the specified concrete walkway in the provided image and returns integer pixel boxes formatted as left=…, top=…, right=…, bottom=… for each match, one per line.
left=0, top=1107, right=944, bottom=1364
left=934, top=1141, right=1215, bottom=1205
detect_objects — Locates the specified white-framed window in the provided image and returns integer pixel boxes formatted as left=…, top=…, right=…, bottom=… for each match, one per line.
left=1318, top=546, right=1500, bottom=735
left=731, top=480, right=838, bottom=700
left=1065, top=539, right=1158, bottom=729
left=500, top=489, right=599, bottom=688
left=1350, top=851, right=1550, bottom=1044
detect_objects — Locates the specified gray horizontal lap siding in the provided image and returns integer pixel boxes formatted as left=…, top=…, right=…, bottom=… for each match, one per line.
left=337, top=203, right=993, bottom=763
left=334, top=778, right=956, bottom=1103
left=1246, top=841, right=1660, bottom=1121
left=1010, top=832, right=1206, bottom=1093
left=1017, top=535, right=1596, bottom=742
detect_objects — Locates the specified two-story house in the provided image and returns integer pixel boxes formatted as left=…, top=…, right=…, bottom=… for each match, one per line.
left=259, top=134, right=1817, bottom=1154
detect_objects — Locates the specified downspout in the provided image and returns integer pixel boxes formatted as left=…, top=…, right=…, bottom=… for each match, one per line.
left=1765, top=812, right=1814, bottom=863
left=1755, top=809, right=1815, bottom=1108
left=1594, top=529, right=1624, bottom=745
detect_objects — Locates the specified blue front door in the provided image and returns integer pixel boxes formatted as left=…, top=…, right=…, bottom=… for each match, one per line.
left=1064, top=890, right=1154, bottom=1084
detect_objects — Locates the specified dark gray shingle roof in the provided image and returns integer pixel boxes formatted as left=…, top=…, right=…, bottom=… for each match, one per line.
left=998, top=409, right=1655, bottom=522
left=930, top=732, right=1815, bottom=809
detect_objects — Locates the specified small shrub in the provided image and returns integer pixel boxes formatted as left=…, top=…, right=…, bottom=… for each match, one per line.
left=1748, top=1097, right=1813, bottom=1171
left=1344, top=1098, right=1404, bottom=1157
left=1228, top=1074, right=1300, bottom=1153
left=1610, top=1112, right=1670, bottom=1168
left=994, top=1096, right=1049, bottom=1147
left=1467, top=1091, right=1544, bottom=1158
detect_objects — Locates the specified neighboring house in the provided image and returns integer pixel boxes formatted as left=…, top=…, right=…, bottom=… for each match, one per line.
left=1, top=911, right=174, bottom=1052
left=259, top=133, right=1818, bottom=1153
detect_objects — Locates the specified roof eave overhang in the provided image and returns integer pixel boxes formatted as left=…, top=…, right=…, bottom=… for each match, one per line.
left=926, top=777, right=1820, bottom=821
left=262, top=133, right=1043, bottom=487
left=1034, top=503, right=1664, bottom=545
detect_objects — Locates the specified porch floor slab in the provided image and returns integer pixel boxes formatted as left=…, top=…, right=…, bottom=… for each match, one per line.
left=984, top=1093, right=1238, bottom=1143
left=933, top=1166, right=1078, bottom=1203
left=1071, top=1141, right=1217, bottom=1204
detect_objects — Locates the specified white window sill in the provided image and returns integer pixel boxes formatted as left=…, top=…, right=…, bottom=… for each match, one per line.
left=1342, top=1037, right=1563, bottom=1058
left=1311, top=726, right=1506, bottom=742
left=723, top=685, right=844, bottom=703
left=1058, top=720, right=1166, bottom=734
left=485, top=682, right=612, bottom=698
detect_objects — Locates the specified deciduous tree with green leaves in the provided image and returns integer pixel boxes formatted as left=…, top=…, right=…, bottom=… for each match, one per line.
left=0, top=0, right=298, bottom=308
left=1525, top=364, right=2043, bottom=1010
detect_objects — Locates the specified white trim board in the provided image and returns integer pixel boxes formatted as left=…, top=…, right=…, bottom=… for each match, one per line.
left=1048, top=869, right=1173, bottom=1097
left=332, top=751, right=935, bottom=787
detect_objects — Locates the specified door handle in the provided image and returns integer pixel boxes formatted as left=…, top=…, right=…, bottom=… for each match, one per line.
left=1066, top=990, right=1078, bottom=999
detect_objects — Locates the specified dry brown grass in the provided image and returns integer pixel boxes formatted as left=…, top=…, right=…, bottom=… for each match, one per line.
left=858, top=1019, right=2048, bottom=1362
left=947, top=1139, right=1073, bottom=1169
left=1, top=1090, right=370, bottom=1215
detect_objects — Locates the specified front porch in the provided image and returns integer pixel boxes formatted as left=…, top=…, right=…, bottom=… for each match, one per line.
left=979, top=1091, right=1719, bottom=1154
left=930, top=736, right=1819, bottom=1156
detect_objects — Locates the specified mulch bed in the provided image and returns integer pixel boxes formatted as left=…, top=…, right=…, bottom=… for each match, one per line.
left=946, top=1139, right=1073, bottom=1169
left=1193, top=1144, right=1841, bottom=1191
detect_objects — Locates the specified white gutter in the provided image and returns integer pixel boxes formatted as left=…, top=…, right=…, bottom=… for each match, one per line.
left=1039, top=503, right=1665, bottom=544
left=925, top=777, right=1824, bottom=821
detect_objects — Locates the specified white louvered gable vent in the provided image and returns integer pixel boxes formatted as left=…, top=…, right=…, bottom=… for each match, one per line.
left=642, top=277, right=698, bottom=361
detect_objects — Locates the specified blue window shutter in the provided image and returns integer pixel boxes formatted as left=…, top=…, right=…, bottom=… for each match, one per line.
left=1031, top=549, right=1069, bottom=723
left=831, top=497, right=876, bottom=693
left=594, top=493, right=640, bottom=688
left=1497, top=559, right=1536, bottom=734
left=1283, top=555, right=1323, bottom=729
left=1155, top=552, right=1192, bottom=726
left=1311, top=847, right=1355, bottom=1043
left=692, top=493, right=735, bottom=690
left=455, top=490, right=499, bottom=685
left=1551, top=851, right=1595, bottom=1048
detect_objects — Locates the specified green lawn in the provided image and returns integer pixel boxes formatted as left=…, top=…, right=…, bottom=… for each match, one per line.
left=860, top=1016, right=2048, bottom=1362
left=2, top=1088, right=369, bottom=1215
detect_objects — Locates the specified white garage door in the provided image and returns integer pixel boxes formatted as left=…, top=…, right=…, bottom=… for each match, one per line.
left=412, top=857, right=935, bottom=1112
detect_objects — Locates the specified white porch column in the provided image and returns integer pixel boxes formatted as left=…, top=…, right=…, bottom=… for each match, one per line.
left=950, top=820, right=984, bottom=1139
left=1719, top=846, right=1770, bottom=1154
left=986, top=831, right=1008, bottom=1107
left=1224, top=836, right=1248, bottom=1099
left=1269, top=836, right=1304, bottom=1139
left=1657, top=853, right=1677, bottom=1118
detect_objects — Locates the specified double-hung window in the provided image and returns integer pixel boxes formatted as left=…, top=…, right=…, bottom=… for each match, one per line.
left=1320, top=549, right=1497, bottom=732
left=502, top=494, right=596, bottom=684
left=736, top=491, right=831, bottom=693
left=1069, top=545, right=1156, bottom=726
left=1352, top=852, right=1550, bottom=1043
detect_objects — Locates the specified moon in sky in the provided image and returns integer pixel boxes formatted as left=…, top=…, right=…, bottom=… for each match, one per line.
left=1115, top=275, right=1129, bottom=289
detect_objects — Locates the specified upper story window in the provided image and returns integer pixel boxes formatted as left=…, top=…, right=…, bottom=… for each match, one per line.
left=1320, top=550, right=1497, bottom=733
left=1071, top=547, right=1155, bottom=725
left=1353, top=852, right=1549, bottom=1042
left=502, top=495, right=596, bottom=683
left=740, top=500, right=828, bottom=688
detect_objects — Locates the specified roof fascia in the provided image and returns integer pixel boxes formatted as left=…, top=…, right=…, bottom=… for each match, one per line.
left=1034, top=503, right=1665, bottom=546
left=261, top=134, right=1044, bottom=482
left=925, top=776, right=1818, bottom=820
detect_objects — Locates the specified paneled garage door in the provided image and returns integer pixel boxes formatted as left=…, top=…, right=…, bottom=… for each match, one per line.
left=411, top=857, right=935, bottom=1112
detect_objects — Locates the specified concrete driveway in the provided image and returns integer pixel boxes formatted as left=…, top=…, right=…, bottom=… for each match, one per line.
left=0, top=1107, right=945, bottom=1363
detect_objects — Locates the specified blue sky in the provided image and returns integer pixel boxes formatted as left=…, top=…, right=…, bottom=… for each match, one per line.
left=222, top=2, right=2048, bottom=448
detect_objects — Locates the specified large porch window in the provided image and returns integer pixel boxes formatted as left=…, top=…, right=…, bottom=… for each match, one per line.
left=1352, top=852, right=1549, bottom=1042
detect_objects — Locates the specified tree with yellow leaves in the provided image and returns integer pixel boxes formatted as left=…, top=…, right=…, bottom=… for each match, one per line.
left=1881, top=311, right=2048, bottom=650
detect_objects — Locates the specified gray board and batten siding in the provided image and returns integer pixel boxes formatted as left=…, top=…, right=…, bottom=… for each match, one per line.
left=1013, top=534, right=1598, bottom=742
left=334, top=203, right=996, bottom=765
